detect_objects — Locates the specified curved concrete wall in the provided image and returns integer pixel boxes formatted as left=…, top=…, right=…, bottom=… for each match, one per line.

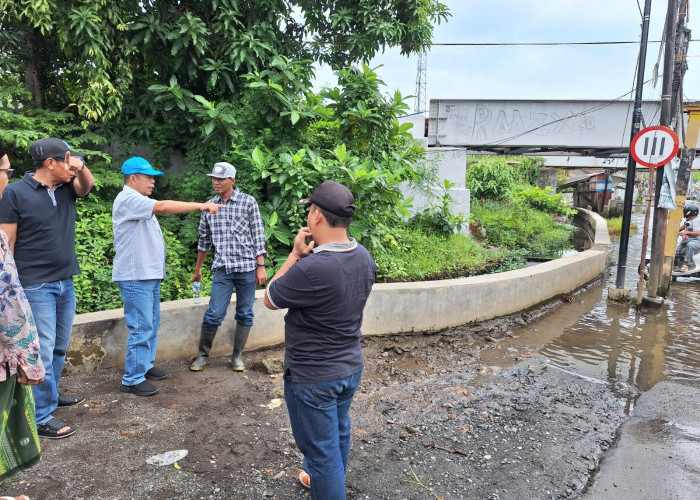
left=66, top=209, right=610, bottom=373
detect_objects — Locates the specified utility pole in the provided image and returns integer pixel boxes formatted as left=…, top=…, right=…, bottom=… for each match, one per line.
left=615, top=0, right=653, bottom=290
left=414, top=51, right=427, bottom=113
left=660, top=0, right=694, bottom=293
left=648, top=0, right=680, bottom=297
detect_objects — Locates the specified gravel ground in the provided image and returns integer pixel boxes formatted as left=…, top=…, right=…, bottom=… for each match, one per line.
left=3, top=307, right=623, bottom=500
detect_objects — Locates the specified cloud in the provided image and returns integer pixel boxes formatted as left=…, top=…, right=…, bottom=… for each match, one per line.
left=310, top=0, right=698, bottom=106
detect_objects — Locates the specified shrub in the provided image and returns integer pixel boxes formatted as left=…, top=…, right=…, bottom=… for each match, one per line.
left=373, top=225, right=516, bottom=282
left=73, top=201, right=214, bottom=314
left=470, top=200, right=576, bottom=259
left=606, top=217, right=638, bottom=236
left=465, top=157, right=515, bottom=201
left=514, top=185, right=577, bottom=217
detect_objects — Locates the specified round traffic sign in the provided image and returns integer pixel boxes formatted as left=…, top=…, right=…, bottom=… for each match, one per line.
left=630, top=126, right=679, bottom=168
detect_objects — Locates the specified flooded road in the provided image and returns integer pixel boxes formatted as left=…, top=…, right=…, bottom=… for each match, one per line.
left=481, top=212, right=700, bottom=413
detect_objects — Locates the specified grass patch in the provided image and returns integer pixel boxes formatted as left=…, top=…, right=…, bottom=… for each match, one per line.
left=374, top=228, right=525, bottom=282
left=470, top=200, right=576, bottom=259
left=606, top=217, right=638, bottom=236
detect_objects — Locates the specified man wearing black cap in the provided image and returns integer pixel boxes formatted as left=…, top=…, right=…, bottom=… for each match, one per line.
left=0, top=137, right=94, bottom=439
left=264, top=180, right=376, bottom=500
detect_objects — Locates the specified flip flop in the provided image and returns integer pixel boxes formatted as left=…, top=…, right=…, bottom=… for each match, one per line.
left=37, top=417, right=76, bottom=439
left=0, top=495, right=30, bottom=499
left=298, top=470, right=310, bottom=489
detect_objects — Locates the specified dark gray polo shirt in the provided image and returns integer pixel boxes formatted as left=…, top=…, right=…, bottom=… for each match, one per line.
left=267, top=239, right=376, bottom=383
left=0, top=172, right=81, bottom=286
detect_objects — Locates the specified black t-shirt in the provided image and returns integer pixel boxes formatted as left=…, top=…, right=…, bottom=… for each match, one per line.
left=268, top=241, right=376, bottom=383
left=0, top=172, right=81, bottom=285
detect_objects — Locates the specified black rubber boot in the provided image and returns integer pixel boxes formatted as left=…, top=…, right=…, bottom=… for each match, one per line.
left=190, top=327, right=217, bottom=371
left=231, top=323, right=252, bottom=372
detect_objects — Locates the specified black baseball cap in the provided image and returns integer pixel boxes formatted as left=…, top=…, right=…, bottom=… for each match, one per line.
left=29, top=138, right=85, bottom=162
left=297, top=180, right=356, bottom=217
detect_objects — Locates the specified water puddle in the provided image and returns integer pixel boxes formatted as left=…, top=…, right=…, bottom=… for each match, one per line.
left=481, top=212, right=700, bottom=413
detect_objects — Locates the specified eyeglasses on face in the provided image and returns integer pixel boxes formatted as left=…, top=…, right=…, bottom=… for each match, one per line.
left=0, top=168, right=14, bottom=179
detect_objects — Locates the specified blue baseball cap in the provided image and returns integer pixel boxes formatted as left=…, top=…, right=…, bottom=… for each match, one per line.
left=120, top=157, right=164, bottom=176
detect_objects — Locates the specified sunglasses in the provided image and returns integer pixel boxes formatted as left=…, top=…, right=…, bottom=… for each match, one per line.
left=0, top=168, right=14, bottom=179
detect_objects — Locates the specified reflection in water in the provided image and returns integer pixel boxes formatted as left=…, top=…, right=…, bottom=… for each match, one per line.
left=485, top=213, right=700, bottom=412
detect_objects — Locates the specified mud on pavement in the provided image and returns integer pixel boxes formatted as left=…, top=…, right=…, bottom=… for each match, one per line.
left=4, top=311, right=623, bottom=500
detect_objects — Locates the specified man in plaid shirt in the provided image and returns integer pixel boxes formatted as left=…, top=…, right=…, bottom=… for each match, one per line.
left=190, top=162, right=267, bottom=372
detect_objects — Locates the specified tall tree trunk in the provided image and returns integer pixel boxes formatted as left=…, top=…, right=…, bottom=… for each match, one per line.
left=24, top=34, right=43, bottom=109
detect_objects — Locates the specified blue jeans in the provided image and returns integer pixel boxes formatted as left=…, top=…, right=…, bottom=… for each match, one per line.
left=680, top=238, right=700, bottom=263
left=117, top=280, right=161, bottom=386
left=284, top=369, right=363, bottom=500
left=24, top=278, right=76, bottom=426
left=201, top=269, right=256, bottom=329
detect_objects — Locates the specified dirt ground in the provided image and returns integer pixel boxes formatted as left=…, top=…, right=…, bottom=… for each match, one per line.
left=3, top=303, right=623, bottom=500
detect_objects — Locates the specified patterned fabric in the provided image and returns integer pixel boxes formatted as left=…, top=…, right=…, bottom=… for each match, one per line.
left=0, top=229, right=45, bottom=383
left=197, top=187, right=266, bottom=273
left=0, top=375, right=41, bottom=484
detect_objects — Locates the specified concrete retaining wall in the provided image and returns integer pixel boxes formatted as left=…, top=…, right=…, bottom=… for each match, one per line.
left=66, top=209, right=610, bottom=373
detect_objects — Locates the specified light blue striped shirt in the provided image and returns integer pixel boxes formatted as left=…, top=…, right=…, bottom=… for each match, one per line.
left=112, top=185, right=165, bottom=281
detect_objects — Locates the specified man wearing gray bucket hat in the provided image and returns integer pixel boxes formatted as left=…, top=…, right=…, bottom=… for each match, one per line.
left=189, top=161, right=267, bottom=372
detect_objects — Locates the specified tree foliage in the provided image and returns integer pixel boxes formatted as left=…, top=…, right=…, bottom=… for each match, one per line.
left=0, top=0, right=449, bottom=125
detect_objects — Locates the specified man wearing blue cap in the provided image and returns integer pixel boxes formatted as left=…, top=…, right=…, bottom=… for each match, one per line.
left=113, top=157, right=223, bottom=396
left=0, top=137, right=94, bottom=439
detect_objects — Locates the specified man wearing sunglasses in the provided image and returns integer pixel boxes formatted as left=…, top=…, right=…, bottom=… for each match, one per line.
left=0, top=139, right=12, bottom=181
left=0, top=137, right=94, bottom=439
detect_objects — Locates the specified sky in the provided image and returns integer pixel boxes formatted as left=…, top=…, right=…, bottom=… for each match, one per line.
left=312, top=0, right=699, bottom=114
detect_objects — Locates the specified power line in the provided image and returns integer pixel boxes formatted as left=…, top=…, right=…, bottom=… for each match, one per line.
left=425, top=40, right=667, bottom=46
left=305, top=40, right=675, bottom=47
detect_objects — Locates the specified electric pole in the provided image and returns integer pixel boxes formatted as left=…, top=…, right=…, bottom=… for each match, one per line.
left=648, top=0, right=680, bottom=296
left=615, top=0, right=654, bottom=290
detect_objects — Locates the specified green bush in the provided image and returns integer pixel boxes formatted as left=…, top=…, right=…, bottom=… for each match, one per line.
left=514, top=185, right=577, bottom=217
left=465, top=157, right=515, bottom=200
left=73, top=201, right=213, bottom=314
left=471, top=200, right=576, bottom=259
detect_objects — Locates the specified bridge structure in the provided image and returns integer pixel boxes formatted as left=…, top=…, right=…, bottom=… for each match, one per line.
left=399, top=99, right=700, bottom=224
left=427, top=98, right=672, bottom=158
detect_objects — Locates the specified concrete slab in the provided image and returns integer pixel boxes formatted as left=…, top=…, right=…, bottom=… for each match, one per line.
left=582, top=381, right=700, bottom=500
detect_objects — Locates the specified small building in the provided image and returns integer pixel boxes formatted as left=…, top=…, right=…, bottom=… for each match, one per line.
left=558, top=171, right=613, bottom=214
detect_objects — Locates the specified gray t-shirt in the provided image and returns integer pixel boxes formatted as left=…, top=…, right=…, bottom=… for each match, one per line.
left=267, top=239, right=376, bottom=383
left=686, top=218, right=700, bottom=240
left=112, top=185, right=165, bottom=281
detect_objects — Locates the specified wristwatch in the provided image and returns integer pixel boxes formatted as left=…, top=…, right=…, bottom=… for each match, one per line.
left=256, top=263, right=266, bottom=267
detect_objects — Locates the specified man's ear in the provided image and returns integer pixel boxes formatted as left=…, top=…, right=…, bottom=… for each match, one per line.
left=310, top=205, right=323, bottom=224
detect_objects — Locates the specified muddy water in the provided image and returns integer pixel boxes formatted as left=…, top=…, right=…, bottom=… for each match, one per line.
left=480, top=212, right=700, bottom=413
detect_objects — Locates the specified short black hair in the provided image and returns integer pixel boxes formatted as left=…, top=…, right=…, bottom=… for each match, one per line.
left=316, top=205, right=352, bottom=229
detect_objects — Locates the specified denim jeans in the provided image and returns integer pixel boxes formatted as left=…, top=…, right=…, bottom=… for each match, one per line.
left=24, top=278, right=77, bottom=426
left=284, top=369, right=363, bottom=500
left=201, top=269, right=256, bottom=329
left=680, top=238, right=700, bottom=263
left=117, top=280, right=161, bottom=386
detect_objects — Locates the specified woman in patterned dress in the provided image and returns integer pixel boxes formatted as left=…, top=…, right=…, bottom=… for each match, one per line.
left=0, top=142, right=44, bottom=500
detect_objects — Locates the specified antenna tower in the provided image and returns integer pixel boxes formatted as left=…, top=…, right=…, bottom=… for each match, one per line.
left=414, top=51, right=427, bottom=113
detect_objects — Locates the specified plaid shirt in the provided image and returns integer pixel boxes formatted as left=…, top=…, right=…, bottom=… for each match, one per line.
left=198, top=187, right=266, bottom=273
